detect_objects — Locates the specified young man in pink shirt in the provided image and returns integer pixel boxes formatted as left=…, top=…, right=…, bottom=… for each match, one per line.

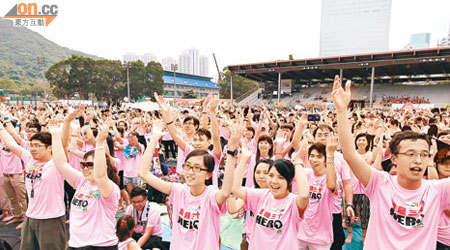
left=332, top=76, right=450, bottom=250
left=0, top=122, right=66, bottom=250
left=126, top=187, right=163, bottom=249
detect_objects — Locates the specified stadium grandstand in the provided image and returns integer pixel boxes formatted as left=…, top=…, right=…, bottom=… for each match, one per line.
left=162, top=70, right=220, bottom=98
left=227, top=47, right=450, bottom=108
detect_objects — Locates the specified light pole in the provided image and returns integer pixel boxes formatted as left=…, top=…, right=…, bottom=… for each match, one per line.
left=171, top=64, right=178, bottom=98
left=124, top=61, right=130, bottom=101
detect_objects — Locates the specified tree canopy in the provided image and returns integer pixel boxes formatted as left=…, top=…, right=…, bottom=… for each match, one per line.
left=219, top=70, right=259, bottom=99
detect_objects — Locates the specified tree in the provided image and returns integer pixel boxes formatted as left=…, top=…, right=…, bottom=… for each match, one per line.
left=0, top=78, right=19, bottom=92
left=289, top=54, right=294, bottom=60
left=218, top=70, right=259, bottom=99
left=182, top=89, right=198, bottom=99
left=144, top=61, right=164, bottom=101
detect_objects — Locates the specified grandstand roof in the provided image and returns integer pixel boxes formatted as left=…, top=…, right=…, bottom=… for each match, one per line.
left=227, top=47, right=450, bottom=82
left=163, top=71, right=220, bottom=89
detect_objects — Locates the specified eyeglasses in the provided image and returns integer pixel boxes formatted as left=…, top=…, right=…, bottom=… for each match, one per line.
left=182, top=163, right=208, bottom=173
left=30, top=143, right=47, bottom=148
left=131, top=199, right=146, bottom=205
left=80, top=162, right=94, bottom=170
left=397, top=151, right=431, bottom=159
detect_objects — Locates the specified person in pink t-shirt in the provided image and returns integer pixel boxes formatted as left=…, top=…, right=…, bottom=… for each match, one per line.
left=50, top=120, right=121, bottom=249
left=125, top=187, right=163, bottom=249
left=436, top=130, right=450, bottom=249
left=227, top=155, right=272, bottom=250
left=0, top=121, right=66, bottom=250
left=116, top=215, right=142, bottom=250
left=232, top=143, right=310, bottom=250
left=138, top=119, right=236, bottom=250
left=332, top=76, right=450, bottom=250
left=298, top=140, right=338, bottom=250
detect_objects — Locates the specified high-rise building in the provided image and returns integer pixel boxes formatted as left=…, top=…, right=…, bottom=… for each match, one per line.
left=437, top=23, right=450, bottom=47
left=178, top=48, right=200, bottom=75
left=161, top=57, right=178, bottom=71
left=410, top=33, right=430, bottom=49
left=141, top=53, right=158, bottom=65
left=319, top=0, right=392, bottom=57
left=199, top=56, right=209, bottom=77
left=123, top=52, right=140, bottom=63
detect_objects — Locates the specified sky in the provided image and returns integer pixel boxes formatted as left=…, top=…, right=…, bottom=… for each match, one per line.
left=1, top=0, right=449, bottom=78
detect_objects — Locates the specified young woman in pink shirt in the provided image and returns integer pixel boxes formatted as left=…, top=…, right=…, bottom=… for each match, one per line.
left=138, top=119, right=238, bottom=250
left=50, top=121, right=121, bottom=249
left=436, top=130, right=450, bottom=249
left=232, top=150, right=310, bottom=250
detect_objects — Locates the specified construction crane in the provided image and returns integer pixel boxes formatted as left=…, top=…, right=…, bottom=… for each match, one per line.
left=212, top=53, right=224, bottom=81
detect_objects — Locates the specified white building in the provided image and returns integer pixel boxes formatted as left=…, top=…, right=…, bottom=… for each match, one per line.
left=178, top=48, right=200, bottom=75
left=161, top=57, right=178, bottom=71
left=319, top=0, right=392, bottom=57
left=123, top=52, right=140, bottom=63
left=199, top=56, right=209, bottom=77
left=141, top=53, right=158, bottom=65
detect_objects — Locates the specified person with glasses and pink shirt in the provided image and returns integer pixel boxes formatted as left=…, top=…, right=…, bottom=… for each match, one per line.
left=0, top=118, right=66, bottom=249
left=125, top=187, right=163, bottom=249
left=332, top=75, right=450, bottom=250
left=50, top=117, right=121, bottom=249
left=138, top=118, right=237, bottom=250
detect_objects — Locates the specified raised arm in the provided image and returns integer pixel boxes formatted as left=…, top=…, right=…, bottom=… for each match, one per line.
left=325, top=134, right=338, bottom=193
left=49, top=120, right=82, bottom=187
left=154, top=92, right=188, bottom=151
left=209, top=96, right=222, bottom=159
left=331, top=76, right=371, bottom=187
left=216, top=117, right=244, bottom=205
left=0, top=122, right=24, bottom=158
left=62, top=105, right=84, bottom=148
left=231, top=141, right=252, bottom=202
left=137, top=120, right=172, bottom=195
left=93, top=124, right=115, bottom=198
left=294, top=162, right=309, bottom=217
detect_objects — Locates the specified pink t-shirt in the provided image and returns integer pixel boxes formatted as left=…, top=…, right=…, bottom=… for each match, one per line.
left=22, top=150, right=65, bottom=219
left=0, top=147, right=22, bottom=174
left=438, top=212, right=450, bottom=246
left=246, top=189, right=302, bottom=250
left=169, top=183, right=226, bottom=250
left=363, top=168, right=450, bottom=250
left=114, top=138, right=128, bottom=171
left=118, top=238, right=134, bottom=250
left=298, top=171, right=337, bottom=245
left=69, top=178, right=120, bottom=247
left=125, top=202, right=163, bottom=237
left=122, top=144, right=144, bottom=178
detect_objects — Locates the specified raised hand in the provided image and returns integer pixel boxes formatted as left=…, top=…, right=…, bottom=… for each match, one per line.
left=48, top=119, right=63, bottom=135
left=209, top=95, right=219, bottom=113
left=228, top=117, right=245, bottom=151
left=331, top=75, right=352, bottom=112
left=96, top=124, right=109, bottom=142
left=66, top=104, right=84, bottom=122
left=151, top=119, right=165, bottom=139
left=153, top=92, right=171, bottom=123
left=326, top=133, right=339, bottom=154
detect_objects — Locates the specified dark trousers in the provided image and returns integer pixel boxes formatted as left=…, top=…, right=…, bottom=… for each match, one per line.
left=132, top=232, right=164, bottom=250
left=330, top=213, right=345, bottom=250
left=137, top=135, right=147, bottom=149
left=21, top=215, right=66, bottom=250
left=437, top=241, right=450, bottom=250
left=65, top=180, right=76, bottom=209
left=162, top=140, right=176, bottom=159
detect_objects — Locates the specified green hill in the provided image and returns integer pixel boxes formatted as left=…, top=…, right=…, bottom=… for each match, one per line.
left=0, top=18, right=101, bottom=85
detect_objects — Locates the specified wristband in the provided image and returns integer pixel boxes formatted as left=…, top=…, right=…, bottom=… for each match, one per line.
left=95, top=146, right=105, bottom=150
left=346, top=204, right=355, bottom=210
left=84, top=122, right=89, bottom=126
left=16, top=124, right=21, bottom=128
left=4, top=117, right=8, bottom=121
left=166, top=121, right=174, bottom=126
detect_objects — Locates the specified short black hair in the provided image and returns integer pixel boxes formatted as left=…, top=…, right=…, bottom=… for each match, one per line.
left=268, top=159, right=295, bottom=192
left=130, top=186, right=148, bottom=199
left=389, top=131, right=431, bottom=155
left=30, top=132, right=51, bottom=146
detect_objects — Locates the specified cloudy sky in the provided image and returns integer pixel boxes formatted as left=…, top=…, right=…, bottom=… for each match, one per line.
left=1, top=0, right=449, bottom=77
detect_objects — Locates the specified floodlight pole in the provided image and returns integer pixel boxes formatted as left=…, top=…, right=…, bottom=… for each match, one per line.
left=125, top=62, right=130, bottom=101
left=278, top=72, right=281, bottom=102
left=369, top=67, right=375, bottom=109
left=230, top=75, right=233, bottom=103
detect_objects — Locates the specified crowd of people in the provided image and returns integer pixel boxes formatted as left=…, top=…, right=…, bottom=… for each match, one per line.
left=380, top=95, right=431, bottom=105
left=0, top=75, right=449, bottom=250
